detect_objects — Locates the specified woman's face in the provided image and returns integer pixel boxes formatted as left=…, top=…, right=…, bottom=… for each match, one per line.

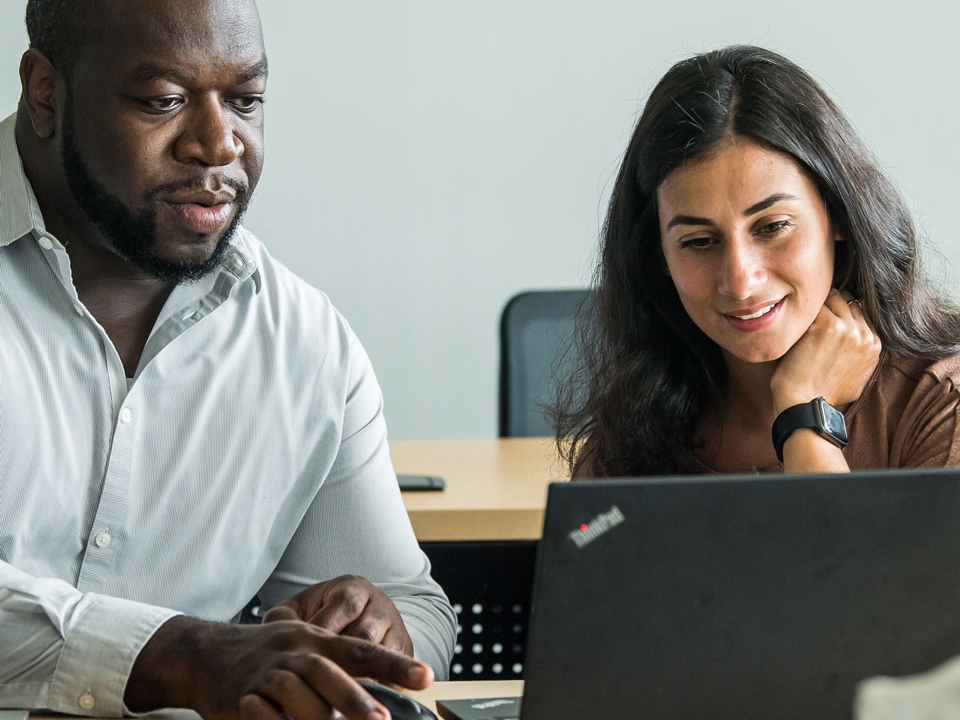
left=657, top=137, right=838, bottom=366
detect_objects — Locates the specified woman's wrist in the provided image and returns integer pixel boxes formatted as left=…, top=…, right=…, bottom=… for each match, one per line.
left=781, top=428, right=850, bottom=473
left=772, top=390, right=819, bottom=416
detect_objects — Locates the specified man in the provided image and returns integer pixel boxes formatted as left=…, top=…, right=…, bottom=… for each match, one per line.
left=0, top=0, right=456, bottom=718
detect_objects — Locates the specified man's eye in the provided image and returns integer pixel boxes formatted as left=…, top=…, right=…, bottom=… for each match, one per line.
left=229, top=96, right=265, bottom=113
left=141, top=97, right=183, bottom=112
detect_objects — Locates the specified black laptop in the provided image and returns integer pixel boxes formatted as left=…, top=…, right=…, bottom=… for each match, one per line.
left=438, top=470, right=960, bottom=720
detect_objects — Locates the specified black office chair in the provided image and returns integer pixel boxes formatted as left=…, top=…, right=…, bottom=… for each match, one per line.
left=499, top=289, right=588, bottom=438
left=428, top=289, right=588, bottom=682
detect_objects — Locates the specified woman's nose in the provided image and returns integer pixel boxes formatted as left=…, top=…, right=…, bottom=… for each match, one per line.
left=717, top=241, right=766, bottom=300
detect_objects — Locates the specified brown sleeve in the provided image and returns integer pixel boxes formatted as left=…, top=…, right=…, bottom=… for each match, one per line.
left=890, top=371, right=960, bottom=467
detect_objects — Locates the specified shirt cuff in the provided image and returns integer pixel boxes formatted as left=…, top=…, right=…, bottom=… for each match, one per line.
left=393, top=597, right=456, bottom=681
left=48, top=593, right=180, bottom=717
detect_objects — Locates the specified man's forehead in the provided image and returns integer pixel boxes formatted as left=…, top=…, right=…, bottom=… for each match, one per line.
left=85, top=0, right=264, bottom=68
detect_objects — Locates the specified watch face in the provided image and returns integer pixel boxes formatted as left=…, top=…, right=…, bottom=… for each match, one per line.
left=817, top=398, right=849, bottom=444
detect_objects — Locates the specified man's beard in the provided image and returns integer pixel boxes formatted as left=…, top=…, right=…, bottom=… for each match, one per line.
left=60, top=94, right=250, bottom=283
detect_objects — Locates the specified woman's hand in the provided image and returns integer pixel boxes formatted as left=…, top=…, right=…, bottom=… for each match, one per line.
left=770, top=289, right=882, bottom=414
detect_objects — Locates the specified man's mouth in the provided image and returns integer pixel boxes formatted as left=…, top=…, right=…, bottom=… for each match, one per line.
left=164, top=201, right=233, bottom=235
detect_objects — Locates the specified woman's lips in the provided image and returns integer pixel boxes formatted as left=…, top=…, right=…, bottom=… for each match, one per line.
left=724, top=298, right=785, bottom=332
left=165, top=202, right=233, bottom=234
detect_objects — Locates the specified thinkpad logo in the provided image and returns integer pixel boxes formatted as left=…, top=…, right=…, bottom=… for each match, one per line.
left=567, top=505, right=625, bottom=548
left=471, top=699, right=516, bottom=710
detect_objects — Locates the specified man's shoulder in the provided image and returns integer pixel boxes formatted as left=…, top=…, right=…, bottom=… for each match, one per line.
left=229, top=226, right=361, bottom=356
left=232, top=226, right=339, bottom=317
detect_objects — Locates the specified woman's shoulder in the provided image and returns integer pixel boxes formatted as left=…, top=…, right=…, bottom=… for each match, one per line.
left=878, top=352, right=960, bottom=388
left=848, top=351, right=960, bottom=428
left=846, top=351, right=960, bottom=469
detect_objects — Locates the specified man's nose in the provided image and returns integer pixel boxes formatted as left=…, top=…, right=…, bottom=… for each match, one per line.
left=174, top=97, right=244, bottom=167
left=717, top=240, right=766, bottom=299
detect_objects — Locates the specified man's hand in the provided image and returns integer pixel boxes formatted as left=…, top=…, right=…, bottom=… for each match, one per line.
left=770, top=289, right=882, bottom=413
left=264, top=575, right=414, bottom=656
left=125, top=615, right=433, bottom=720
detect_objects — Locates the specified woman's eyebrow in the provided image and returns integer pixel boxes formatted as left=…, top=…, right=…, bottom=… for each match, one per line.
left=665, top=214, right=714, bottom=230
left=743, top=193, right=798, bottom=217
left=665, top=193, right=800, bottom=230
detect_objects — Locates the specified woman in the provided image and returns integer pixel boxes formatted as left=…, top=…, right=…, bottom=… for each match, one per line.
left=556, top=45, right=960, bottom=477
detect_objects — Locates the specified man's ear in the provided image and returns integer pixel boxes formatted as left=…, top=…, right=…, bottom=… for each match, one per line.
left=19, top=49, right=61, bottom=139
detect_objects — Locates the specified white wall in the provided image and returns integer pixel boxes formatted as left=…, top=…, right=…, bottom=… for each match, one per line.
left=2, top=1, right=958, bottom=438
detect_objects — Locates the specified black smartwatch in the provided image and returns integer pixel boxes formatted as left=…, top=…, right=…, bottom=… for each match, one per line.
left=771, top=396, right=848, bottom=462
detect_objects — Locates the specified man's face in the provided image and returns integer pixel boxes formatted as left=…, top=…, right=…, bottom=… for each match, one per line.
left=58, top=0, right=267, bottom=282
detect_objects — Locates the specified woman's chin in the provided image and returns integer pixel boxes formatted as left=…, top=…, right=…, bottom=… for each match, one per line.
left=723, top=343, right=791, bottom=366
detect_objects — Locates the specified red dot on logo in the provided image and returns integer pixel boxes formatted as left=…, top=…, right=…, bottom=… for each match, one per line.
left=580, top=524, right=588, bottom=531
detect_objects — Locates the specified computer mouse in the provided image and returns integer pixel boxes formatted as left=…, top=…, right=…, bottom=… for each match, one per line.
left=357, top=680, right=439, bottom=720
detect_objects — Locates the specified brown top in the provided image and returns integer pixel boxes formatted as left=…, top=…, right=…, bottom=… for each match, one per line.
left=843, top=352, right=960, bottom=469
left=574, top=352, right=960, bottom=477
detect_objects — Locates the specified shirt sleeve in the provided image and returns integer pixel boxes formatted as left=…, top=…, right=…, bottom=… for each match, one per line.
left=0, top=561, right=178, bottom=716
left=256, top=325, right=457, bottom=678
left=890, top=368, right=960, bottom=468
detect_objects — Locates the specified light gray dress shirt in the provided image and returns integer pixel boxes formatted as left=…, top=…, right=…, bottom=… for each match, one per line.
left=0, top=113, right=455, bottom=715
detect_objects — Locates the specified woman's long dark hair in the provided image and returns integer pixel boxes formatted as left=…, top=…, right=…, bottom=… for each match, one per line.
left=556, top=45, right=960, bottom=477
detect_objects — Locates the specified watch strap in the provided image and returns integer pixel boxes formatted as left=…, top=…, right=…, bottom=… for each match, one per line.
left=771, top=396, right=848, bottom=463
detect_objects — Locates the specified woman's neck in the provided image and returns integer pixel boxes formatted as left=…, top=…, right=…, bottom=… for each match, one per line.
left=696, top=354, right=784, bottom=472
left=721, top=352, right=781, bottom=431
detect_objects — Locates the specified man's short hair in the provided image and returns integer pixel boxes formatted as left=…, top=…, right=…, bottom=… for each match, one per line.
left=25, top=0, right=91, bottom=76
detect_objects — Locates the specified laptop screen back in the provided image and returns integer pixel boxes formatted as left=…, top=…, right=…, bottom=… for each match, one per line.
left=520, top=470, right=960, bottom=720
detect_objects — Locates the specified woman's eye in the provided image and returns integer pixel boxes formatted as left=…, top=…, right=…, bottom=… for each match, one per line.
left=679, top=236, right=715, bottom=250
left=758, top=220, right=792, bottom=236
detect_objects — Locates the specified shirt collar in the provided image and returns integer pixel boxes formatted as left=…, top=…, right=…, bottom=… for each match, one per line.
left=0, top=111, right=48, bottom=247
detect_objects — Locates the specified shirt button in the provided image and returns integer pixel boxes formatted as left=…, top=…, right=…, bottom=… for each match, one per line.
left=95, top=531, right=112, bottom=549
left=119, top=407, right=133, bottom=424
left=78, top=692, right=95, bottom=710
left=38, top=236, right=54, bottom=250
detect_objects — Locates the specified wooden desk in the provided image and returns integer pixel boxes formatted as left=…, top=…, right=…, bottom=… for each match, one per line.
left=26, top=681, right=524, bottom=719
left=392, top=438, right=566, bottom=542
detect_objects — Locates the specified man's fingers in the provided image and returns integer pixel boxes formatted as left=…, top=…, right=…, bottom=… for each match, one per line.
left=380, top=624, right=413, bottom=656
left=340, top=606, right=390, bottom=646
left=293, top=653, right=390, bottom=720
left=256, top=668, right=343, bottom=720
left=238, top=693, right=288, bottom=720
left=320, top=634, right=432, bottom=690
left=308, top=587, right=371, bottom=633
left=262, top=604, right=301, bottom=624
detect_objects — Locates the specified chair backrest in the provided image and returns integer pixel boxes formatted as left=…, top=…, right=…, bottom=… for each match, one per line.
left=499, top=289, right=588, bottom=437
